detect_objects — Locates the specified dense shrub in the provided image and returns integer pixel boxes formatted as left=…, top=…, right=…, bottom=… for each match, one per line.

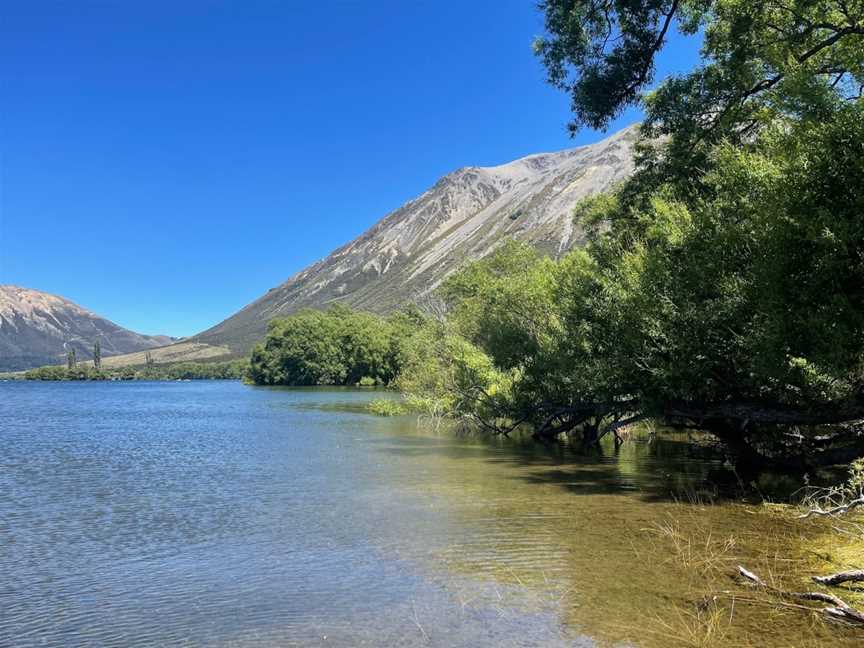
left=247, top=305, right=430, bottom=387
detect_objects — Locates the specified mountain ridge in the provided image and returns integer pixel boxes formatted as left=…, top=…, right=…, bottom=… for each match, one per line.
left=193, top=125, right=639, bottom=353
left=0, top=285, right=176, bottom=371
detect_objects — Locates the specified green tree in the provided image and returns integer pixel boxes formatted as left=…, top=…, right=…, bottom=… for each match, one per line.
left=247, top=306, right=426, bottom=387
left=535, top=0, right=864, bottom=194
left=535, top=1, right=864, bottom=133
left=93, top=340, right=102, bottom=370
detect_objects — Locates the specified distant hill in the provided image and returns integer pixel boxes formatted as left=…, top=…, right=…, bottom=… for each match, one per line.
left=104, top=125, right=639, bottom=366
left=0, top=285, right=176, bottom=371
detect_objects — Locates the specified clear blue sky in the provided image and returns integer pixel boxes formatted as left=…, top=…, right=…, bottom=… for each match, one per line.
left=0, top=1, right=700, bottom=337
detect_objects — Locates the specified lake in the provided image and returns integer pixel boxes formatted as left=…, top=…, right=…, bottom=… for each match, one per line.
left=0, top=381, right=852, bottom=647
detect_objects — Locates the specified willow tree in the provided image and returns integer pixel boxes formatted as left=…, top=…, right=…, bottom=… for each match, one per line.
left=247, top=305, right=427, bottom=387
left=526, top=0, right=864, bottom=461
left=535, top=0, right=864, bottom=194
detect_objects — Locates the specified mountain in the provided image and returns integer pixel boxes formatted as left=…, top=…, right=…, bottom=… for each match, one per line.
left=193, top=125, right=638, bottom=354
left=0, top=286, right=176, bottom=371
left=99, top=125, right=639, bottom=366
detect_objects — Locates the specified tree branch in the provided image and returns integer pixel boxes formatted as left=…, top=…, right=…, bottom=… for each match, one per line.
left=623, top=0, right=680, bottom=97
left=813, top=570, right=864, bottom=587
left=665, top=397, right=864, bottom=427
left=799, top=496, right=864, bottom=519
left=738, top=566, right=864, bottom=625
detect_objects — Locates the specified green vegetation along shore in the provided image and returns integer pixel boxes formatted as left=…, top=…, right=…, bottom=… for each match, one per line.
left=11, top=359, right=247, bottom=382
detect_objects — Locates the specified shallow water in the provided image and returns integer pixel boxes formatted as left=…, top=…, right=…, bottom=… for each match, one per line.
left=0, top=381, right=856, bottom=647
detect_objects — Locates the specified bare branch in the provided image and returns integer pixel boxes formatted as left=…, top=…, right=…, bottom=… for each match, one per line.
left=813, top=570, right=864, bottom=587
left=737, top=565, right=864, bottom=625
left=799, top=496, right=864, bottom=519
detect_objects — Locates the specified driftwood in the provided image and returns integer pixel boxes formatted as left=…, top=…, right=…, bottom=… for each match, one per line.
left=813, top=570, right=864, bottom=587
left=737, top=566, right=864, bottom=625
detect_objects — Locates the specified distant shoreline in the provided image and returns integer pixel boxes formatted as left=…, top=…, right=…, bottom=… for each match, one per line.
left=3, top=359, right=247, bottom=382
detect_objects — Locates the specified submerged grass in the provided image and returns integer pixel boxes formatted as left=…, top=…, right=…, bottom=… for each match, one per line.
left=649, top=516, right=739, bottom=579
left=367, top=398, right=409, bottom=416
left=632, top=499, right=864, bottom=646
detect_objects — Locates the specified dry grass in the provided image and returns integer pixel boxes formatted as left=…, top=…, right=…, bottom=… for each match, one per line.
left=100, top=341, right=232, bottom=367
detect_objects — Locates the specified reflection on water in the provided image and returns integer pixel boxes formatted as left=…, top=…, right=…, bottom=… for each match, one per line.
left=0, top=382, right=852, bottom=647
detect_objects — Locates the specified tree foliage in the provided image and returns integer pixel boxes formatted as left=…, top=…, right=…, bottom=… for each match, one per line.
left=536, top=0, right=864, bottom=134
left=535, top=0, right=686, bottom=132
left=247, top=305, right=430, bottom=387
left=536, top=0, right=864, bottom=197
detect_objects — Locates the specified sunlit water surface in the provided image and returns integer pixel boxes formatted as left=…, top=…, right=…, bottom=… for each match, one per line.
left=0, top=382, right=853, bottom=647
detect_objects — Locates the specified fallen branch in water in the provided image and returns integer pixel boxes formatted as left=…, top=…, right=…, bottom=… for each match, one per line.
left=737, top=566, right=864, bottom=625
left=798, top=496, right=864, bottom=519
left=738, top=567, right=846, bottom=605
left=813, top=570, right=864, bottom=587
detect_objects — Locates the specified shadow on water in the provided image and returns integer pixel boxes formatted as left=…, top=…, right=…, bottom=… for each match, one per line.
left=371, top=421, right=762, bottom=503
left=290, top=390, right=739, bottom=496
